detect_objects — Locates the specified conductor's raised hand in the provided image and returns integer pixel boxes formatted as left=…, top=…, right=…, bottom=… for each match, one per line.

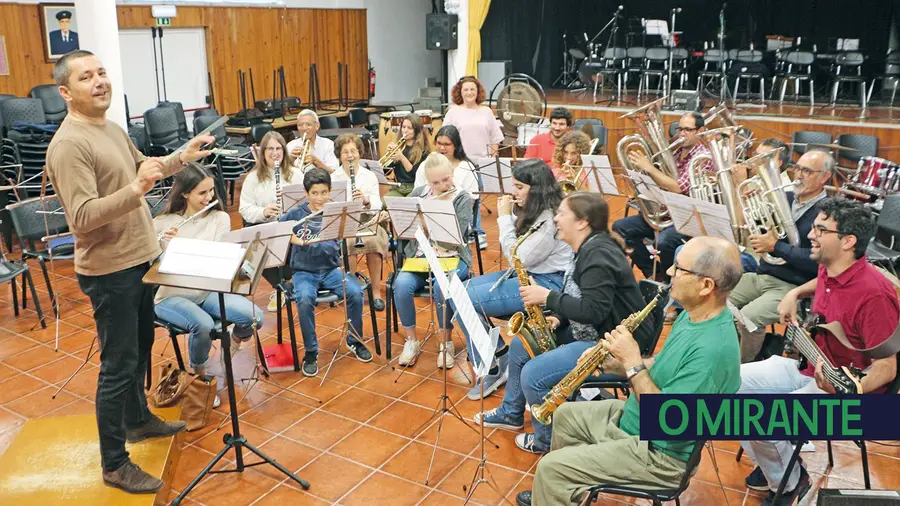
left=180, top=135, right=216, bottom=163
left=132, top=158, right=165, bottom=196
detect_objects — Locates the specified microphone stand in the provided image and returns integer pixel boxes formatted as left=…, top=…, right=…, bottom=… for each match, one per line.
left=717, top=3, right=732, bottom=105
left=665, top=9, right=678, bottom=106
left=586, top=9, right=620, bottom=101
left=601, top=9, right=622, bottom=105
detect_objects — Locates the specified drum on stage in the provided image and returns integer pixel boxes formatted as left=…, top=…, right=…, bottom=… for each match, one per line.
left=847, top=156, right=900, bottom=196
left=378, top=110, right=443, bottom=157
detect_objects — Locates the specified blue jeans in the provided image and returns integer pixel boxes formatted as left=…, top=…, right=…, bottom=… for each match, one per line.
left=497, top=337, right=622, bottom=450
left=459, top=270, right=564, bottom=366
left=393, top=261, right=470, bottom=330
left=612, top=214, right=688, bottom=281
left=292, top=268, right=363, bottom=355
left=669, top=244, right=759, bottom=311
left=155, top=293, right=264, bottom=369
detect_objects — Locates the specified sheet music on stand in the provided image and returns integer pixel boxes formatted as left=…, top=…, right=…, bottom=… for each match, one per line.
left=471, top=156, right=515, bottom=195
left=581, top=155, right=620, bottom=196
left=662, top=192, right=736, bottom=244
left=158, top=237, right=246, bottom=280
left=221, top=221, right=295, bottom=269
left=315, top=200, right=365, bottom=241
left=415, top=227, right=452, bottom=295
left=282, top=180, right=349, bottom=213
left=359, top=159, right=395, bottom=186
left=644, top=19, right=670, bottom=43
left=447, top=273, right=495, bottom=379
left=626, top=169, right=667, bottom=205
left=383, top=196, right=462, bottom=246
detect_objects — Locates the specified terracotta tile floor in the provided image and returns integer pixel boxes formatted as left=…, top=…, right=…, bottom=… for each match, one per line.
left=0, top=192, right=897, bottom=506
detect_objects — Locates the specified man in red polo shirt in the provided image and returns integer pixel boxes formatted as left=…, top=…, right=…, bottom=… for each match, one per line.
left=738, top=198, right=899, bottom=506
left=524, top=106, right=573, bottom=163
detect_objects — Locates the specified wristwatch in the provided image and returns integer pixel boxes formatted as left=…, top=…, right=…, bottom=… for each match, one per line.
left=625, top=364, right=647, bottom=381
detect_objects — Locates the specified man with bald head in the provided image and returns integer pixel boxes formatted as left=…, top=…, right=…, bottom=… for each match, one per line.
left=728, top=150, right=833, bottom=363
left=516, top=237, right=743, bottom=506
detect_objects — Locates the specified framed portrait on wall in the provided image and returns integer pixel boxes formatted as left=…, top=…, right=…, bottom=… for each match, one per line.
left=39, top=3, right=80, bottom=62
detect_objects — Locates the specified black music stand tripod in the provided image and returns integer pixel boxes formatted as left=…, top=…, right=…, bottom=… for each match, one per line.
left=146, top=237, right=310, bottom=505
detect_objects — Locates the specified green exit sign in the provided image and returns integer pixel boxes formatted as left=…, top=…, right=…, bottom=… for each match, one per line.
left=155, top=17, right=171, bottom=26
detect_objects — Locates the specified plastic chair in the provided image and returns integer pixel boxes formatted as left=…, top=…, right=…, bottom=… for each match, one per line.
left=29, top=84, right=67, bottom=124
left=790, top=131, right=832, bottom=159
left=0, top=257, right=46, bottom=329
left=867, top=194, right=900, bottom=277
left=774, top=51, right=815, bottom=106
left=639, top=48, right=669, bottom=97
left=829, top=51, right=867, bottom=108
left=157, top=101, right=190, bottom=139
left=143, top=106, right=183, bottom=156
left=318, top=115, right=340, bottom=130
left=868, top=51, right=900, bottom=106
left=836, top=133, right=878, bottom=165
left=733, top=49, right=767, bottom=104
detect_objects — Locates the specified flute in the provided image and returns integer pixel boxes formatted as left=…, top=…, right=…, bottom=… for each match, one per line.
left=157, top=199, right=219, bottom=240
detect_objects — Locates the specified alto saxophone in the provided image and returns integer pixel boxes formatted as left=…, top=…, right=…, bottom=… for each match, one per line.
left=507, top=220, right=557, bottom=358
left=530, top=286, right=665, bottom=424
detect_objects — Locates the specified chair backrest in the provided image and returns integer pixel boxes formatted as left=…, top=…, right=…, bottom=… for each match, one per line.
left=250, top=123, right=274, bottom=145
left=6, top=195, right=69, bottom=244
left=790, top=130, right=832, bottom=158
left=603, top=47, right=626, bottom=61
left=193, top=108, right=219, bottom=118
left=645, top=47, right=669, bottom=61
left=703, top=49, right=723, bottom=62
left=668, top=121, right=678, bottom=138
left=836, top=133, right=878, bottom=163
left=737, top=49, right=764, bottom=63
left=671, top=48, right=689, bottom=61
left=786, top=51, right=815, bottom=66
left=638, top=278, right=669, bottom=356
left=1, top=98, right=47, bottom=131
left=145, top=195, right=167, bottom=218
left=573, top=117, right=604, bottom=131
left=591, top=125, right=608, bottom=153
left=319, top=115, right=340, bottom=130
left=836, top=51, right=865, bottom=67
left=157, top=101, right=188, bottom=138
left=348, top=108, right=368, bottom=127
left=727, top=49, right=740, bottom=60
left=193, top=115, right=227, bottom=145
left=29, top=84, right=67, bottom=124
left=886, top=352, right=900, bottom=394
left=875, top=194, right=900, bottom=238
left=143, top=106, right=181, bottom=147
left=626, top=47, right=646, bottom=59
left=674, top=441, right=707, bottom=493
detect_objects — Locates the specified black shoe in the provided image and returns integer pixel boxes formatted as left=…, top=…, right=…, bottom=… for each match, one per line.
left=745, top=466, right=768, bottom=491
left=102, top=461, right=164, bottom=494
left=761, top=466, right=810, bottom=506
left=516, top=490, right=532, bottom=506
left=373, top=298, right=385, bottom=311
left=302, top=353, right=319, bottom=377
left=125, top=414, right=186, bottom=443
left=349, top=341, right=373, bottom=362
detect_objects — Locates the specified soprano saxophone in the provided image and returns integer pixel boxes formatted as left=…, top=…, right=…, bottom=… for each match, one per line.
left=507, top=220, right=557, bottom=358
left=530, top=286, right=665, bottom=424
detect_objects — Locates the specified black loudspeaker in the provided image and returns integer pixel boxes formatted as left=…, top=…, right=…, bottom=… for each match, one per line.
left=426, top=13, right=458, bottom=50
left=818, top=489, right=900, bottom=505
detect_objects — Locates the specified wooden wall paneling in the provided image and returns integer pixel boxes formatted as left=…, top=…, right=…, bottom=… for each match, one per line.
left=0, top=3, right=55, bottom=96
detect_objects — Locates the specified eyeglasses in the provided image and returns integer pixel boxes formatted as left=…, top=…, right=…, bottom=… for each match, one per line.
left=673, top=261, right=716, bottom=286
left=795, top=164, right=823, bottom=177
left=676, top=126, right=699, bottom=133
left=811, top=224, right=841, bottom=237
left=264, top=147, right=283, bottom=153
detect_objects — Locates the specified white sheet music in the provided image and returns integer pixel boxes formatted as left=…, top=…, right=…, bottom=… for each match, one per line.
left=159, top=238, right=245, bottom=280
left=282, top=184, right=307, bottom=212
left=447, top=273, right=495, bottom=379
left=360, top=159, right=392, bottom=185
left=663, top=192, right=736, bottom=244
left=420, top=198, right=462, bottom=246
left=472, top=156, right=515, bottom=194
left=626, top=170, right=667, bottom=204
left=384, top=197, right=423, bottom=239
left=317, top=200, right=365, bottom=241
left=221, top=221, right=295, bottom=268
left=582, top=155, right=620, bottom=196
left=330, top=180, right=349, bottom=203
left=416, top=227, right=452, bottom=295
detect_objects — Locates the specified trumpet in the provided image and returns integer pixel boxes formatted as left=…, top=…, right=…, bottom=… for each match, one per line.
left=559, top=162, right=586, bottom=195
left=294, top=132, right=311, bottom=170
left=379, top=134, right=406, bottom=167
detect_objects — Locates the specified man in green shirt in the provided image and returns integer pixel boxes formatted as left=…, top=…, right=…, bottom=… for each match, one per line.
left=516, top=237, right=743, bottom=506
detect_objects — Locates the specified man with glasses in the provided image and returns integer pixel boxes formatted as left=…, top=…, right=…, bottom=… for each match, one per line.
left=612, top=112, right=712, bottom=282
left=515, top=236, right=743, bottom=506
left=728, top=150, right=833, bottom=364
left=738, top=198, right=898, bottom=506
left=286, top=109, right=341, bottom=178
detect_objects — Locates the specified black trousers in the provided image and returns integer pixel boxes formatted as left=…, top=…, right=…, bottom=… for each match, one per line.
left=77, top=263, right=154, bottom=472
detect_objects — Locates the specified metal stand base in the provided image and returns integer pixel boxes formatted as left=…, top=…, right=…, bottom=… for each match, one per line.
left=463, top=375, right=511, bottom=505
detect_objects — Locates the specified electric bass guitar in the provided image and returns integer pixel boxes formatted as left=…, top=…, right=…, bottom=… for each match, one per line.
left=784, top=313, right=866, bottom=395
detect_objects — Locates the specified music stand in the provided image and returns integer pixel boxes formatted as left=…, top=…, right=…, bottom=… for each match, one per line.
left=663, top=192, right=737, bottom=244
left=220, top=221, right=321, bottom=407
left=580, top=155, right=622, bottom=196
left=624, top=170, right=670, bottom=278
left=144, top=235, right=311, bottom=504
left=359, top=159, right=402, bottom=188
left=298, top=200, right=373, bottom=385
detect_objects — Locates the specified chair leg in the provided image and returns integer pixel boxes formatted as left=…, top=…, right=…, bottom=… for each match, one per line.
left=20, top=268, right=27, bottom=309
left=475, top=240, right=484, bottom=276
left=772, top=440, right=805, bottom=504
left=276, top=289, right=284, bottom=345
left=859, top=440, right=871, bottom=489
left=735, top=77, right=742, bottom=98
left=285, top=296, right=300, bottom=372
left=38, top=258, right=58, bottom=318
left=23, top=268, right=46, bottom=329
left=810, top=80, right=816, bottom=107
left=11, top=276, right=19, bottom=316
left=827, top=439, right=834, bottom=467
left=363, top=278, right=381, bottom=356
left=831, top=81, right=840, bottom=106
left=736, top=446, right=743, bottom=462
left=169, top=329, right=186, bottom=370
left=385, top=279, right=394, bottom=361
left=146, top=346, right=153, bottom=390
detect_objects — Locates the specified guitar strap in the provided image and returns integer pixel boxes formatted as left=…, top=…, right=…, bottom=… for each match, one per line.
left=815, top=320, right=900, bottom=360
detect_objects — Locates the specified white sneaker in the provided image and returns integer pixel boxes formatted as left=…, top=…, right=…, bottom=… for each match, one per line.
left=398, top=339, right=421, bottom=367
left=213, top=395, right=221, bottom=409
left=437, top=340, right=456, bottom=369
left=267, top=291, right=286, bottom=312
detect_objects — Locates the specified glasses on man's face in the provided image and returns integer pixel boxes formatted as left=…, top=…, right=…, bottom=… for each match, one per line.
left=811, top=224, right=841, bottom=238
left=795, top=164, right=823, bottom=177
left=676, top=126, right=698, bottom=133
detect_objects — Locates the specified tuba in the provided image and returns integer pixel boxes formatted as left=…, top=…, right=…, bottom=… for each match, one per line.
left=737, top=148, right=800, bottom=265
left=616, top=97, right=680, bottom=230
left=702, top=105, right=753, bottom=159
left=687, top=126, right=746, bottom=243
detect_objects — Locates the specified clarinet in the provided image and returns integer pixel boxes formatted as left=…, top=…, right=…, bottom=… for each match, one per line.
left=350, top=159, right=365, bottom=248
left=274, top=156, right=283, bottom=219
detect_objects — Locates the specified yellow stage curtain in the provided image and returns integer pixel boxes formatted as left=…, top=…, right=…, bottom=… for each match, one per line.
left=466, top=0, right=491, bottom=77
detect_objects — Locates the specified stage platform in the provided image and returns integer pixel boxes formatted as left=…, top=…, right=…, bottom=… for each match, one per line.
left=542, top=89, right=900, bottom=165
left=0, top=407, right=182, bottom=506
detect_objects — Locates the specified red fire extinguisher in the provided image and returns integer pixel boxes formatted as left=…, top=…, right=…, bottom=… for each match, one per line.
left=369, top=63, right=376, bottom=97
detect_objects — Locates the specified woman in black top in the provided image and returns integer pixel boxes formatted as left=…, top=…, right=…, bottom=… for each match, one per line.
left=472, top=191, right=653, bottom=455
left=385, top=113, right=433, bottom=197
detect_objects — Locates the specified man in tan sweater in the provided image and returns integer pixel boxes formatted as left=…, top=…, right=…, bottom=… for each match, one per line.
left=46, top=50, right=213, bottom=494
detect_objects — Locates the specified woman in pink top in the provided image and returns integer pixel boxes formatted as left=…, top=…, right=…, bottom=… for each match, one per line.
left=443, top=76, right=504, bottom=248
